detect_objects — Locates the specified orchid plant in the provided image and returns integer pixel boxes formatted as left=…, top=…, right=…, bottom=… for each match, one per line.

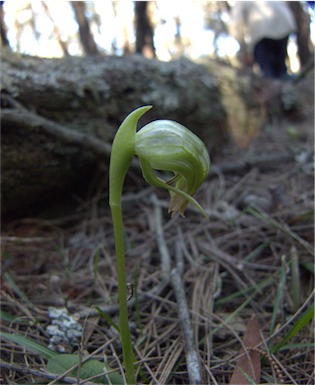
left=109, top=105, right=210, bottom=384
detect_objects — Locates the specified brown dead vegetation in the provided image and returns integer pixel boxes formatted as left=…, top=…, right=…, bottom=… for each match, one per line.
left=1, top=85, right=314, bottom=384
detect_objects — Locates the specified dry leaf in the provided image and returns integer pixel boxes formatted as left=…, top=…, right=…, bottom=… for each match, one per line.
left=229, top=313, right=262, bottom=384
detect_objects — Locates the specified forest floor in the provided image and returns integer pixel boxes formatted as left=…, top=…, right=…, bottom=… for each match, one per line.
left=1, top=74, right=314, bottom=384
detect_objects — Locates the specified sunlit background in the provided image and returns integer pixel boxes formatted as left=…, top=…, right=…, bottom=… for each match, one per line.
left=3, top=0, right=314, bottom=72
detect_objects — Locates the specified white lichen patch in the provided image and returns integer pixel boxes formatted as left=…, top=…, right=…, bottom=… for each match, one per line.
left=46, top=307, right=82, bottom=353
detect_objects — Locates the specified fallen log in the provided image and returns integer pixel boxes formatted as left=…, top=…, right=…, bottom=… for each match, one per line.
left=1, top=50, right=227, bottom=219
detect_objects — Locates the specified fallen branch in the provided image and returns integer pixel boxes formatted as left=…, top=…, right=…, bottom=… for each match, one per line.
left=2, top=94, right=302, bottom=180
left=151, top=193, right=171, bottom=278
left=170, top=267, right=203, bottom=385
left=1, top=93, right=112, bottom=159
left=152, top=194, right=203, bottom=385
left=209, top=153, right=297, bottom=177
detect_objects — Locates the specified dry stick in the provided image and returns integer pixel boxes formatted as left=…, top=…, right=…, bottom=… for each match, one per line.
left=152, top=193, right=203, bottom=385
left=170, top=268, right=203, bottom=385
left=152, top=193, right=171, bottom=278
left=2, top=95, right=301, bottom=176
left=1, top=97, right=112, bottom=159
left=208, top=153, right=298, bottom=177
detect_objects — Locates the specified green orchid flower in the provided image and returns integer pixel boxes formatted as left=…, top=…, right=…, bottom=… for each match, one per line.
left=135, top=119, right=210, bottom=217
left=109, top=105, right=210, bottom=384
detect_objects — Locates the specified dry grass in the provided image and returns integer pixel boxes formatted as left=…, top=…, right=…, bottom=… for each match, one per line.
left=1, top=117, right=314, bottom=384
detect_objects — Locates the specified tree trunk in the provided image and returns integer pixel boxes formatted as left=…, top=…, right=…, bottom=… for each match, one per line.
left=1, top=50, right=227, bottom=219
left=0, top=2, right=10, bottom=47
left=288, top=1, right=313, bottom=67
left=135, top=1, right=156, bottom=58
left=71, top=1, right=99, bottom=56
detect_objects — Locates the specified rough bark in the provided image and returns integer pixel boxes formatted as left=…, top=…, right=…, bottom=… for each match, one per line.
left=288, top=1, right=313, bottom=67
left=71, top=1, right=99, bottom=56
left=1, top=50, right=227, bottom=219
left=135, top=1, right=156, bottom=58
left=0, top=2, right=10, bottom=47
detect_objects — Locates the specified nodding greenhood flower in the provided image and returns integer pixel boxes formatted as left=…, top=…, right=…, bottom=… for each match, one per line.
left=109, top=105, right=210, bottom=218
left=135, top=119, right=210, bottom=218
left=109, top=105, right=210, bottom=383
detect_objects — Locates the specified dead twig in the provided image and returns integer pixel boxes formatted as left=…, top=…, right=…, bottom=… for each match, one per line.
left=1, top=93, right=112, bottom=159
left=209, top=153, right=300, bottom=177
left=152, top=193, right=203, bottom=385
left=151, top=193, right=171, bottom=279
left=1, top=93, right=143, bottom=173
left=170, top=268, right=203, bottom=385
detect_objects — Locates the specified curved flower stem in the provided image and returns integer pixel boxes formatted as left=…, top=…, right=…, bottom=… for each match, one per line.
left=109, top=106, right=152, bottom=384
left=110, top=203, right=136, bottom=384
left=109, top=105, right=209, bottom=383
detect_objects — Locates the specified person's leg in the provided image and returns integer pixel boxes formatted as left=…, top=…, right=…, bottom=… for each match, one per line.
left=272, top=36, right=289, bottom=79
left=253, top=38, right=274, bottom=77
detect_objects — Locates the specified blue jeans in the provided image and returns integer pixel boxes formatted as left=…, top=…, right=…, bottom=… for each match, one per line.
left=253, top=36, right=289, bottom=79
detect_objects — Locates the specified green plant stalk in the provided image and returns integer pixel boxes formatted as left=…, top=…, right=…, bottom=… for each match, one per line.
left=109, top=105, right=209, bottom=383
left=270, top=260, right=287, bottom=334
left=109, top=106, right=152, bottom=384
left=110, top=203, right=136, bottom=384
left=290, top=246, right=301, bottom=312
left=270, top=303, right=315, bottom=353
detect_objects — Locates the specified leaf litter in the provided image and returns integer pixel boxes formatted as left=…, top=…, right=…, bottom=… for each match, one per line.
left=1, top=112, right=314, bottom=384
